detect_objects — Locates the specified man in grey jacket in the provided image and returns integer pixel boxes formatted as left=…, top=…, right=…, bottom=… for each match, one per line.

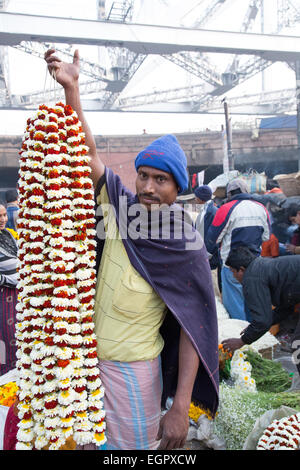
left=221, top=246, right=300, bottom=381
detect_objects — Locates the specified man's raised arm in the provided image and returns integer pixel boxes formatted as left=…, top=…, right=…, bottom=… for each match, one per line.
left=44, top=49, right=105, bottom=188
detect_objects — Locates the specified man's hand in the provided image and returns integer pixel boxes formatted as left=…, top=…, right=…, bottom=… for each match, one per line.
left=157, top=406, right=189, bottom=450
left=285, top=243, right=296, bottom=254
left=44, top=48, right=80, bottom=89
left=44, top=48, right=105, bottom=186
left=222, top=337, right=244, bottom=353
left=156, top=328, right=199, bottom=450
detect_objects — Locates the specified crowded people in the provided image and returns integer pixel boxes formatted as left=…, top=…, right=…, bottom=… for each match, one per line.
left=222, top=246, right=300, bottom=381
left=194, top=185, right=219, bottom=269
left=285, top=203, right=300, bottom=255
left=206, top=178, right=270, bottom=321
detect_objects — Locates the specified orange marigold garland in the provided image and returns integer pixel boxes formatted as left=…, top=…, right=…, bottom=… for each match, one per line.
left=16, top=102, right=106, bottom=450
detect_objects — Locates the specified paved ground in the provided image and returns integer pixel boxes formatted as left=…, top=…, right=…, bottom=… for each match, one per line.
left=273, top=345, right=298, bottom=375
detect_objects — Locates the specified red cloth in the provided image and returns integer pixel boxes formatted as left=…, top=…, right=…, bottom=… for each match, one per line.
left=291, top=230, right=300, bottom=247
left=3, top=405, right=19, bottom=450
left=266, top=188, right=283, bottom=194
left=261, top=234, right=279, bottom=258
left=191, top=173, right=197, bottom=189
left=0, top=287, right=18, bottom=375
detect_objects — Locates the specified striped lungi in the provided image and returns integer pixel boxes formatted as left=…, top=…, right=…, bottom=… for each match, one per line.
left=0, top=287, right=17, bottom=376
left=99, top=356, right=163, bottom=450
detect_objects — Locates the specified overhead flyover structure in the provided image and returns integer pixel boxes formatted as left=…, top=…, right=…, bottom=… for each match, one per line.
left=0, top=0, right=300, bottom=115
left=1, top=12, right=299, bottom=57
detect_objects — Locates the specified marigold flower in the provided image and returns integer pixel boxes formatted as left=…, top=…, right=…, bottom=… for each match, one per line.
left=46, top=124, right=58, bottom=133
left=57, top=359, right=70, bottom=368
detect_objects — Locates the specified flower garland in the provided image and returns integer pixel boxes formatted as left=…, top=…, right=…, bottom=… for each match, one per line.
left=257, top=413, right=300, bottom=450
left=15, top=102, right=106, bottom=450
left=230, top=348, right=256, bottom=392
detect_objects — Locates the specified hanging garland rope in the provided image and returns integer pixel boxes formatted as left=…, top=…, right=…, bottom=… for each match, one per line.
left=15, top=102, right=106, bottom=450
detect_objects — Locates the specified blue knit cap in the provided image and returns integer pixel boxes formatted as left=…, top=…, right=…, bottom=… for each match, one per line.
left=134, top=134, right=189, bottom=194
left=194, top=185, right=212, bottom=202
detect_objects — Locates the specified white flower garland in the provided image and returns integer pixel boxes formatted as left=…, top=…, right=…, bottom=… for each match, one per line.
left=230, top=347, right=256, bottom=392
left=15, top=102, right=106, bottom=450
left=257, top=413, right=300, bottom=450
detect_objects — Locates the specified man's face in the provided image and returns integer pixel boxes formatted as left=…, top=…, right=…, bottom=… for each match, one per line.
left=0, top=205, right=8, bottom=230
left=195, top=197, right=205, bottom=205
left=136, top=166, right=178, bottom=210
left=230, top=267, right=245, bottom=284
left=290, top=211, right=300, bottom=226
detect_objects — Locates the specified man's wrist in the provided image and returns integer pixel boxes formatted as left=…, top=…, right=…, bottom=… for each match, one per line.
left=171, top=396, right=191, bottom=415
left=64, top=81, right=80, bottom=96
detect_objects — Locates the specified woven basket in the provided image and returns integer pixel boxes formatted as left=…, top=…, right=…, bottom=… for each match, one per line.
left=274, top=172, right=300, bottom=197
left=213, top=187, right=227, bottom=198
left=258, top=346, right=275, bottom=360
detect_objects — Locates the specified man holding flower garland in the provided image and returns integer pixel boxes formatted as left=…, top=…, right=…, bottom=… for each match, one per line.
left=44, top=49, right=219, bottom=451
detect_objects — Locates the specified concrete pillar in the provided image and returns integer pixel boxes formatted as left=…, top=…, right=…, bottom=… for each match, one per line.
left=296, top=60, right=300, bottom=172
left=223, top=99, right=234, bottom=171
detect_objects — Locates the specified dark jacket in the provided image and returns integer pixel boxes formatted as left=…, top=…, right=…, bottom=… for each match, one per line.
left=195, top=200, right=219, bottom=269
left=291, top=227, right=300, bottom=246
left=5, top=205, right=19, bottom=231
left=241, top=255, right=300, bottom=344
left=206, top=193, right=270, bottom=265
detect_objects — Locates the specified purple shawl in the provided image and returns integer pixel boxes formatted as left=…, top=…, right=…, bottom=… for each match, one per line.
left=95, top=168, right=219, bottom=415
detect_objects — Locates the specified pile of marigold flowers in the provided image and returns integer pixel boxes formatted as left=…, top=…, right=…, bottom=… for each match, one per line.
left=188, top=402, right=214, bottom=423
left=218, top=343, right=233, bottom=361
left=218, top=344, right=233, bottom=380
left=0, top=382, right=18, bottom=407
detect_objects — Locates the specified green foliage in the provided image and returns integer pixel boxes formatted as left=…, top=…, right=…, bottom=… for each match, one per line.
left=244, top=350, right=291, bottom=393
left=219, top=359, right=231, bottom=380
left=271, top=391, right=300, bottom=410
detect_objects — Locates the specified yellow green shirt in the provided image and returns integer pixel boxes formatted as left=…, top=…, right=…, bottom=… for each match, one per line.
left=94, top=181, right=167, bottom=362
